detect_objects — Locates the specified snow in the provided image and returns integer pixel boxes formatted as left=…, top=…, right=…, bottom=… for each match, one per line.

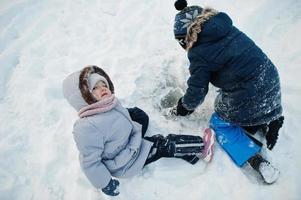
left=0, top=0, right=300, bottom=199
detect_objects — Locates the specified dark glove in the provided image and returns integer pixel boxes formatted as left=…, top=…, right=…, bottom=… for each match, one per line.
left=102, top=179, right=120, bottom=196
left=266, top=116, right=284, bottom=150
left=170, top=97, right=194, bottom=116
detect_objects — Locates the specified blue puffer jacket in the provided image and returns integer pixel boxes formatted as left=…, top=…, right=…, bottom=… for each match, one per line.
left=182, top=12, right=282, bottom=126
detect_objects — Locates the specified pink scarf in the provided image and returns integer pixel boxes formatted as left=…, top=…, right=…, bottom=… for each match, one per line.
left=78, top=94, right=118, bottom=118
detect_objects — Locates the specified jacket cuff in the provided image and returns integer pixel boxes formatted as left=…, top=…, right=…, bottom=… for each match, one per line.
left=181, top=97, right=196, bottom=111
left=101, top=176, right=112, bottom=190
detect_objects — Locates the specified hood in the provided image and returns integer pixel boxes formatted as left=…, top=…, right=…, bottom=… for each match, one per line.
left=197, top=12, right=233, bottom=43
left=63, top=70, right=88, bottom=112
left=62, top=65, right=115, bottom=112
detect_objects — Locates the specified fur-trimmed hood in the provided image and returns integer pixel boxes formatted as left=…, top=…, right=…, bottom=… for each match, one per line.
left=62, top=65, right=115, bottom=111
left=186, top=9, right=233, bottom=49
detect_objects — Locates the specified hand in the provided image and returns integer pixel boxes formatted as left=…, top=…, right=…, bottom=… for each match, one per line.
left=170, top=97, right=194, bottom=116
left=101, top=179, right=120, bottom=196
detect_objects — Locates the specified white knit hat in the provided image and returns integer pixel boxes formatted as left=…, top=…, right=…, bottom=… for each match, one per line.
left=88, top=73, right=110, bottom=91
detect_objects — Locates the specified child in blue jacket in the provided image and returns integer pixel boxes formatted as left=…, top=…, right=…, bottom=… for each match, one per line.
left=170, top=0, right=284, bottom=184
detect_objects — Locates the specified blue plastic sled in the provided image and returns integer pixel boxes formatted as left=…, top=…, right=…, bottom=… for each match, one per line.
left=210, top=113, right=261, bottom=167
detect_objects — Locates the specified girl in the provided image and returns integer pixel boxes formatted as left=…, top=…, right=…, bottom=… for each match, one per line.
left=170, top=0, right=284, bottom=184
left=62, top=65, right=215, bottom=196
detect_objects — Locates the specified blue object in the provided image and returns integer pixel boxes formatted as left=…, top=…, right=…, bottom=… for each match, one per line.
left=210, top=113, right=261, bottom=167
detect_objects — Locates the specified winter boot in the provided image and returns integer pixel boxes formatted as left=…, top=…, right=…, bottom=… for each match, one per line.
left=202, top=128, right=215, bottom=162
left=166, top=134, right=204, bottom=157
left=144, top=134, right=204, bottom=165
left=266, top=116, right=284, bottom=150
left=166, top=134, right=204, bottom=165
left=144, top=134, right=172, bottom=165
left=180, top=155, right=200, bottom=165
left=248, top=154, right=280, bottom=184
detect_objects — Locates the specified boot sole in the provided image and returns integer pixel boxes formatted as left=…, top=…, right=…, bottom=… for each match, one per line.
left=202, top=128, right=215, bottom=163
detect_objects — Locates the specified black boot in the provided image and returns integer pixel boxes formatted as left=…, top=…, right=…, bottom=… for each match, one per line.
left=266, top=116, right=284, bottom=150
left=144, top=134, right=204, bottom=165
left=144, top=134, right=174, bottom=166
left=166, top=134, right=204, bottom=165
left=248, top=154, right=280, bottom=184
left=180, top=155, right=200, bottom=165
left=166, top=134, right=203, bottom=157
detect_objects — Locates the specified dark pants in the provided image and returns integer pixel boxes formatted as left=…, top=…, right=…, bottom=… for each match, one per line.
left=127, top=107, right=149, bottom=137
left=127, top=107, right=202, bottom=165
left=143, top=134, right=202, bottom=166
left=242, top=116, right=284, bottom=149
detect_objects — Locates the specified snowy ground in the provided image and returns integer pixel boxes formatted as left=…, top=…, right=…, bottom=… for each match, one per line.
left=0, top=0, right=300, bottom=199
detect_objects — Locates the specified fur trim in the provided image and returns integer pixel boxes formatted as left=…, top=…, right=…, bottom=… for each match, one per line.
left=79, top=65, right=115, bottom=105
left=186, top=7, right=219, bottom=50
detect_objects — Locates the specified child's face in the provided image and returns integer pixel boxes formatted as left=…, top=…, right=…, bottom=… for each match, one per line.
left=92, top=81, right=112, bottom=101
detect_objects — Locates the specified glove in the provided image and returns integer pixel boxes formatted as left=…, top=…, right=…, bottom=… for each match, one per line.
left=101, top=179, right=120, bottom=196
left=170, top=97, right=194, bottom=116
left=266, top=116, right=284, bottom=150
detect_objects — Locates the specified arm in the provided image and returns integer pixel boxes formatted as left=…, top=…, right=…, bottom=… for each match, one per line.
left=171, top=53, right=211, bottom=116
left=182, top=61, right=210, bottom=110
left=73, top=121, right=119, bottom=195
left=171, top=62, right=210, bottom=116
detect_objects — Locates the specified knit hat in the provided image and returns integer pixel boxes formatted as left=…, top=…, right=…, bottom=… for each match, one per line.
left=173, top=0, right=203, bottom=38
left=88, top=73, right=109, bottom=91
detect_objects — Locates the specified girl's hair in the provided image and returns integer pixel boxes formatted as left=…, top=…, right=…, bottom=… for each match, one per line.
left=185, top=7, right=219, bottom=50
left=79, top=65, right=115, bottom=104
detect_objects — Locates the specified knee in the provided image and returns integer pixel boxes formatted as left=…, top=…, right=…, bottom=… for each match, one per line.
left=128, top=107, right=149, bottom=121
left=136, top=107, right=149, bottom=124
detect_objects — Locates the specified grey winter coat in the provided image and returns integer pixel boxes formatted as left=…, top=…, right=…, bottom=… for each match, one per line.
left=62, top=71, right=153, bottom=189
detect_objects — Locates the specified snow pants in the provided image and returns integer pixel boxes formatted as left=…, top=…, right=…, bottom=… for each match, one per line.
left=128, top=107, right=202, bottom=165
left=127, top=107, right=149, bottom=137
left=144, top=134, right=203, bottom=166
left=210, top=113, right=261, bottom=167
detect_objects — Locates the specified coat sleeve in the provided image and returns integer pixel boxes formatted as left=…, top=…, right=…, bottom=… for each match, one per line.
left=182, top=52, right=211, bottom=110
left=102, top=121, right=143, bottom=170
left=73, top=121, right=111, bottom=189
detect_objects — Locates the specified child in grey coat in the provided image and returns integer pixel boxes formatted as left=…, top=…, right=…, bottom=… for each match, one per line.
left=62, top=65, right=215, bottom=196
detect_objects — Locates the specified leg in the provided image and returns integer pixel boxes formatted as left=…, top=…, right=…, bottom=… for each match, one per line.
left=144, top=135, right=173, bottom=166
left=242, top=124, right=270, bottom=147
left=245, top=134, right=263, bottom=148
left=144, top=134, right=204, bottom=166
left=210, top=113, right=261, bottom=167
left=242, top=123, right=271, bottom=148
left=265, top=116, right=284, bottom=150
left=167, top=134, right=203, bottom=164
left=127, top=107, right=149, bottom=137
left=247, top=154, right=280, bottom=184
left=167, top=134, right=203, bottom=157
left=242, top=124, right=268, bottom=135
